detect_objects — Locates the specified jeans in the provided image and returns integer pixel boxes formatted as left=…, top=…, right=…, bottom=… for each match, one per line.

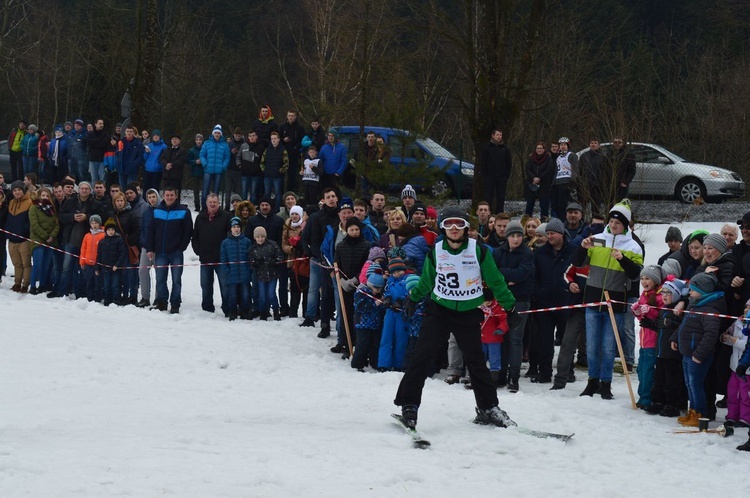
left=200, top=264, right=227, bottom=313
left=139, top=250, right=154, bottom=301
left=305, top=259, right=324, bottom=321
left=501, top=301, right=528, bottom=381
left=585, top=308, right=623, bottom=382
left=155, top=251, right=184, bottom=307
left=243, top=176, right=263, bottom=205
left=30, top=246, right=53, bottom=289
left=122, top=261, right=139, bottom=300
left=89, top=161, right=105, bottom=182
left=683, top=355, right=714, bottom=415
left=226, top=282, right=251, bottom=314
left=621, top=296, right=638, bottom=365
left=257, top=279, right=279, bottom=313
left=263, top=176, right=283, bottom=210
left=142, top=170, right=163, bottom=196
left=22, top=155, right=37, bottom=175
left=82, top=265, right=101, bottom=301
left=101, top=268, right=121, bottom=304
left=70, top=156, right=88, bottom=182
left=58, top=243, right=81, bottom=296
left=50, top=244, right=63, bottom=292
left=202, top=173, right=224, bottom=209
left=483, top=343, right=502, bottom=371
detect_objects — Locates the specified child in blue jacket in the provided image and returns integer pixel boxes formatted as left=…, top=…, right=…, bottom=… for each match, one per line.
left=221, top=216, right=252, bottom=320
left=351, top=270, right=387, bottom=371
left=378, top=257, right=410, bottom=371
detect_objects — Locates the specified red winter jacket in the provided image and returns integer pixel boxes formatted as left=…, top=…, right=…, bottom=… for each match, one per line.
left=480, top=300, right=508, bottom=344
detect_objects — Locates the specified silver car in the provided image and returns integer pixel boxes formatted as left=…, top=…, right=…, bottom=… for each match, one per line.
left=578, top=142, right=745, bottom=203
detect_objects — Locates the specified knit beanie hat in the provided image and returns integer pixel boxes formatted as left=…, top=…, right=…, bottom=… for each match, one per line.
left=609, top=198, right=632, bottom=226
left=665, top=226, right=683, bottom=243
left=388, top=257, right=407, bottom=273
left=10, top=180, right=24, bottom=192
left=151, top=129, right=161, bottom=138
left=689, top=272, right=718, bottom=296
left=535, top=223, right=547, bottom=236
left=368, top=246, right=386, bottom=262
left=689, top=229, right=709, bottom=246
left=413, top=202, right=426, bottom=214
left=253, top=226, right=267, bottom=238
left=405, top=274, right=420, bottom=293
left=661, top=278, right=688, bottom=302
left=230, top=216, right=241, bottom=227
left=426, top=206, right=438, bottom=219
left=368, top=272, right=385, bottom=288
left=230, top=193, right=243, bottom=203
left=345, top=217, right=363, bottom=231
left=78, top=181, right=92, bottom=191
left=104, top=218, right=117, bottom=231
left=212, top=124, right=222, bottom=135
left=505, top=220, right=524, bottom=237
left=661, top=258, right=682, bottom=279
left=401, top=184, right=417, bottom=200
left=289, top=205, right=304, bottom=219
left=124, top=184, right=138, bottom=196
left=339, top=197, right=354, bottom=212
left=387, top=247, right=407, bottom=261
left=703, top=233, right=728, bottom=255
left=640, top=265, right=665, bottom=286
left=545, top=217, right=565, bottom=235
left=89, top=214, right=102, bottom=225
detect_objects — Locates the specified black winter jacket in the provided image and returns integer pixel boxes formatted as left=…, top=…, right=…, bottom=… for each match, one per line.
left=493, top=241, right=535, bottom=301
left=192, top=209, right=232, bottom=263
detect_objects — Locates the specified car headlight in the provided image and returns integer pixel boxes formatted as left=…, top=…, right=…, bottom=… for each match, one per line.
left=461, top=167, right=474, bottom=176
left=709, top=170, right=733, bottom=180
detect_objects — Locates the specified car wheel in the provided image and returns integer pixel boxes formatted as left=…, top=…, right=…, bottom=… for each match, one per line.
left=675, top=178, right=706, bottom=204
left=430, top=177, right=453, bottom=197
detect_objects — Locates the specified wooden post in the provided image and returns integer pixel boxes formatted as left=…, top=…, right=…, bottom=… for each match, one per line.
left=334, top=263, right=354, bottom=356
left=603, top=291, right=637, bottom=410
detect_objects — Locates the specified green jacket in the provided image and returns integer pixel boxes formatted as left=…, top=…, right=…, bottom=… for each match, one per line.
left=29, top=204, right=60, bottom=251
left=410, top=238, right=515, bottom=312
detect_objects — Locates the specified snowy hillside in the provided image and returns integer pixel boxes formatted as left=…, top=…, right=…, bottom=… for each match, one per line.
left=1, top=222, right=746, bottom=496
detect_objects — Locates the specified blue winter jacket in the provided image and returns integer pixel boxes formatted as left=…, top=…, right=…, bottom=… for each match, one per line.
left=143, top=138, right=167, bottom=173
left=67, top=129, right=87, bottom=160
left=354, top=285, right=386, bottom=330
left=47, top=136, right=69, bottom=168
left=400, top=235, right=429, bottom=275
left=119, top=137, right=145, bottom=177
left=220, top=232, right=252, bottom=285
left=200, top=134, right=230, bottom=174
left=144, top=200, right=193, bottom=254
left=21, top=133, right=39, bottom=156
left=318, top=141, right=348, bottom=175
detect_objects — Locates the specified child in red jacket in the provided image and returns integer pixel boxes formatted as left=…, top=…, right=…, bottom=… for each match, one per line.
left=631, top=265, right=665, bottom=409
left=480, top=289, right=509, bottom=387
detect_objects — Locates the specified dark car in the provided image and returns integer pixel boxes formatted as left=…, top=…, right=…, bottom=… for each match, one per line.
left=0, top=140, right=10, bottom=178
left=332, top=126, right=474, bottom=198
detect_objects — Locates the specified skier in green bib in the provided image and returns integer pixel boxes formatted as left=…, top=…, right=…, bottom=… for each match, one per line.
left=394, top=206, right=518, bottom=429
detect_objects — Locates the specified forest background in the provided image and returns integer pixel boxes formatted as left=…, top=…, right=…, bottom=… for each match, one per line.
left=1, top=0, right=748, bottom=202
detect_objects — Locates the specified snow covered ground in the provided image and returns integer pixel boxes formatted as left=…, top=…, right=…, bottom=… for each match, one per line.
left=1, top=221, right=746, bottom=496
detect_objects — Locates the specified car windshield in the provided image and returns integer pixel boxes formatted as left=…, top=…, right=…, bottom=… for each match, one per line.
left=419, top=138, right=457, bottom=160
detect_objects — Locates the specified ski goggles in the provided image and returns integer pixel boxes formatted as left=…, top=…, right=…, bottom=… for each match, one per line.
left=440, top=217, right=469, bottom=230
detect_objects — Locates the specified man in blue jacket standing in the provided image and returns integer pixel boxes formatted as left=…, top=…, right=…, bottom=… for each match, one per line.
left=200, top=124, right=230, bottom=210
left=145, top=186, right=193, bottom=313
left=318, top=130, right=348, bottom=192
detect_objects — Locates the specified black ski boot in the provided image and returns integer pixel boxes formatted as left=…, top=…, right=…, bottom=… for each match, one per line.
left=599, top=381, right=614, bottom=400
left=579, top=378, right=600, bottom=397
left=474, top=406, right=517, bottom=428
left=402, top=405, right=418, bottom=429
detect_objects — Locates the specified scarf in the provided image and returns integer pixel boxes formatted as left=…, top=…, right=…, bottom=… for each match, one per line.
left=34, top=198, right=56, bottom=217
left=290, top=218, right=303, bottom=229
left=531, top=151, right=549, bottom=165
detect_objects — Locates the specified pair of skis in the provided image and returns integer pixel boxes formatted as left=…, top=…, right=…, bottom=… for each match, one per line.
left=391, top=413, right=574, bottom=448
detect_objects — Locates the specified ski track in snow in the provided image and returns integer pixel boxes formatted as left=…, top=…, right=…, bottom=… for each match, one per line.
left=0, top=222, right=745, bottom=496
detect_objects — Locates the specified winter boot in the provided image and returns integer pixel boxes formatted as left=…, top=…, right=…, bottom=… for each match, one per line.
left=150, top=301, right=168, bottom=312
left=317, top=323, right=331, bottom=338
left=402, top=405, right=418, bottom=429
left=579, top=378, right=600, bottom=397
left=490, top=371, right=500, bottom=388
left=659, top=405, right=680, bottom=417
left=599, top=381, right=613, bottom=400
left=507, top=377, right=519, bottom=393
left=645, top=402, right=664, bottom=415
left=473, top=406, right=517, bottom=428
left=680, top=410, right=702, bottom=427
left=677, top=409, right=696, bottom=424
left=300, top=318, right=315, bottom=327
left=273, top=310, right=281, bottom=321
left=330, top=344, right=345, bottom=354
left=444, top=375, right=461, bottom=385
left=550, top=380, right=566, bottom=391
left=136, top=298, right=150, bottom=308
left=496, top=370, right=507, bottom=387
left=737, top=438, right=750, bottom=452
left=229, top=313, right=238, bottom=321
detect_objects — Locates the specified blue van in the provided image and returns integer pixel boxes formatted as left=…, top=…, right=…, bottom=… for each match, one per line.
left=331, top=126, right=474, bottom=198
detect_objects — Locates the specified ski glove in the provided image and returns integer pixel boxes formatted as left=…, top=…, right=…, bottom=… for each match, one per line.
left=631, top=302, right=643, bottom=317
left=380, top=296, right=392, bottom=308
left=341, top=277, right=359, bottom=292
left=493, top=329, right=505, bottom=336
left=405, top=299, right=417, bottom=318
left=639, top=317, right=658, bottom=331
left=737, top=363, right=748, bottom=379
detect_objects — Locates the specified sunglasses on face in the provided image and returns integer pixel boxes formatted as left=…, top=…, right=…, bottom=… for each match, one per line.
left=440, top=218, right=469, bottom=230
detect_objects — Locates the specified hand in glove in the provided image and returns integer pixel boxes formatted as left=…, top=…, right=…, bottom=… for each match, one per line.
left=380, top=296, right=392, bottom=308
left=639, top=317, right=658, bottom=331
left=341, top=277, right=359, bottom=292
left=631, top=302, right=643, bottom=317
left=493, top=329, right=505, bottom=336
left=737, top=363, right=748, bottom=380
left=392, top=298, right=405, bottom=310
left=405, top=299, right=417, bottom=318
